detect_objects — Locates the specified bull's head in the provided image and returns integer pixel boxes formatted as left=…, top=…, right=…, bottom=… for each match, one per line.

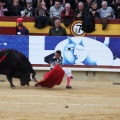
left=20, top=71, right=38, bottom=86
left=20, top=73, right=31, bottom=86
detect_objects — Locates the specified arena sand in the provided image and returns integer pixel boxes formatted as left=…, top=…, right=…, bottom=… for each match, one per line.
left=0, top=78, right=120, bottom=120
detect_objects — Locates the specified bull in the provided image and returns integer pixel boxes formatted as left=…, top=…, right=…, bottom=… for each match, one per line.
left=0, top=49, right=37, bottom=88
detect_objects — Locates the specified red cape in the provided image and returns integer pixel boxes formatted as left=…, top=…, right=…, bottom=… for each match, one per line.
left=36, top=64, right=65, bottom=88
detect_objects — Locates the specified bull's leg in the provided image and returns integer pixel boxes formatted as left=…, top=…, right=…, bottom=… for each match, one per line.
left=6, top=75, right=15, bottom=88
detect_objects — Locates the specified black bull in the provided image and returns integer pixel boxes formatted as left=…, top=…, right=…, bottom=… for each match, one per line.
left=0, top=49, right=37, bottom=87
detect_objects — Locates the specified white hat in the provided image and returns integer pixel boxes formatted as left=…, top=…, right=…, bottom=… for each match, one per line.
left=26, top=0, right=32, bottom=3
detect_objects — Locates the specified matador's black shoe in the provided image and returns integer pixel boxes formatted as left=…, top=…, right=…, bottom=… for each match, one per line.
left=66, top=86, right=72, bottom=89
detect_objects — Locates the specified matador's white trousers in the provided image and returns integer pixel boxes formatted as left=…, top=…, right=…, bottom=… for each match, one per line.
left=50, top=64, right=72, bottom=77
left=63, top=69, right=72, bottom=76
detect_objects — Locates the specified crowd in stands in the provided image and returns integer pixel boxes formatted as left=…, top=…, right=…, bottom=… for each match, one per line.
left=0, top=0, right=119, bottom=19
left=0, top=0, right=119, bottom=36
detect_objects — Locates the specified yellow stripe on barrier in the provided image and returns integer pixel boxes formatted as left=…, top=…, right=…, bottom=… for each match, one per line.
left=25, top=22, right=71, bottom=34
left=0, top=22, right=16, bottom=27
left=95, top=24, right=120, bottom=30
left=87, top=30, right=120, bottom=35
left=0, top=21, right=120, bottom=35
left=24, top=22, right=120, bottom=35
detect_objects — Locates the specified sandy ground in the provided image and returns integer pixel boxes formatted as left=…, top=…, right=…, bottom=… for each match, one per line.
left=0, top=78, right=120, bottom=120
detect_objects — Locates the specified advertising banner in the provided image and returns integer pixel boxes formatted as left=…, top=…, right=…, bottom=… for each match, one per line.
left=0, top=35, right=120, bottom=67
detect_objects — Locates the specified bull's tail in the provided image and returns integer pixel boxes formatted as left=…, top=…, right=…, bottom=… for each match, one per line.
left=31, top=71, right=38, bottom=82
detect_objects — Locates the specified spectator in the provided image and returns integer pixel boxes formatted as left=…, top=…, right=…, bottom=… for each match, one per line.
left=48, top=17, right=67, bottom=36
left=61, top=3, right=74, bottom=27
left=44, top=0, right=55, bottom=11
left=74, top=2, right=88, bottom=20
left=21, top=0, right=35, bottom=17
left=19, top=0, right=26, bottom=8
left=50, top=0, right=64, bottom=25
left=75, top=0, right=80, bottom=6
left=75, top=0, right=85, bottom=7
left=10, top=0, right=37, bottom=9
left=5, top=0, right=12, bottom=7
left=84, top=0, right=93, bottom=12
left=34, top=1, right=50, bottom=28
left=35, top=1, right=49, bottom=16
left=111, top=0, right=120, bottom=18
left=9, top=0, right=22, bottom=16
left=99, top=1, right=115, bottom=30
left=0, top=0, right=10, bottom=16
left=60, top=0, right=76, bottom=10
left=95, top=0, right=102, bottom=8
left=3, top=0, right=11, bottom=16
left=16, top=17, right=29, bottom=35
left=45, top=0, right=76, bottom=11
left=89, top=1, right=100, bottom=18
left=10, top=0, right=26, bottom=8
left=99, top=1, right=115, bottom=18
left=0, top=0, right=5, bottom=16
left=32, top=0, right=37, bottom=8
left=96, top=0, right=112, bottom=8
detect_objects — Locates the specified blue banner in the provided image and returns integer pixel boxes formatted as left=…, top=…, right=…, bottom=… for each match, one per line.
left=0, top=35, right=29, bottom=58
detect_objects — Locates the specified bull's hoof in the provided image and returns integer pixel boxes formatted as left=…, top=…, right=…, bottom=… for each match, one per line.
left=20, top=83, right=26, bottom=86
left=26, top=83, right=30, bottom=86
left=11, top=85, right=15, bottom=88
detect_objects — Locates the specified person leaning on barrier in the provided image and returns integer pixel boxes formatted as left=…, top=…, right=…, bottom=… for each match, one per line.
left=34, top=1, right=50, bottom=29
left=99, top=1, right=115, bottom=30
left=16, top=17, right=29, bottom=35
left=99, top=1, right=115, bottom=19
left=48, top=17, right=67, bottom=36
left=35, top=1, right=49, bottom=17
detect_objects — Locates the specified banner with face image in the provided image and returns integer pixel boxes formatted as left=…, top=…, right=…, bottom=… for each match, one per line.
left=0, top=35, right=120, bottom=66
left=29, top=36, right=120, bottom=66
